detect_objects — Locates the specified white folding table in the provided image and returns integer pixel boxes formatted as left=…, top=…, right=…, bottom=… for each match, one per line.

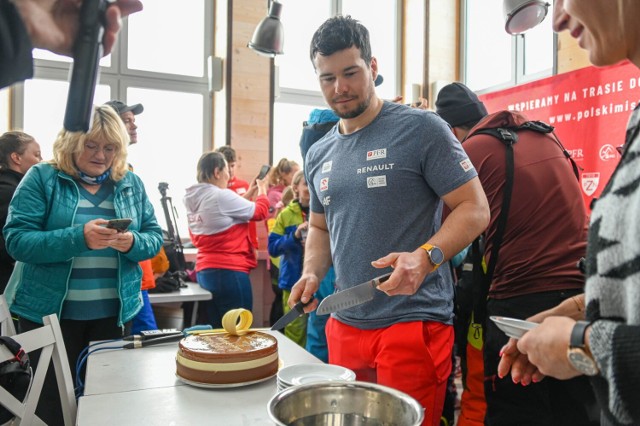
left=76, top=331, right=322, bottom=425
left=147, top=281, right=211, bottom=326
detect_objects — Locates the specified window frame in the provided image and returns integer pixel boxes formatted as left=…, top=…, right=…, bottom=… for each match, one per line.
left=273, top=0, right=402, bottom=165
left=459, top=0, right=558, bottom=94
left=10, top=1, right=214, bottom=154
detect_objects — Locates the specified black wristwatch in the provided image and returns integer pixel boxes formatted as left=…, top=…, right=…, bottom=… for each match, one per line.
left=567, top=321, right=599, bottom=376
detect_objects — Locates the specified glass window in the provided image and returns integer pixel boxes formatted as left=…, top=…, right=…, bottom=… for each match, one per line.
left=274, top=0, right=400, bottom=168
left=33, top=49, right=111, bottom=67
left=279, top=0, right=332, bottom=91
left=464, top=0, right=512, bottom=90
left=126, top=88, right=204, bottom=238
left=524, top=13, right=553, bottom=76
left=15, top=4, right=211, bottom=240
left=273, top=102, right=321, bottom=167
left=464, top=0, right=554, bottom=91
left=127, top=0, right=206, bottom=77
left=22, top=79, right=111, bottom=161
left=342, top=0, right=399, bottom=100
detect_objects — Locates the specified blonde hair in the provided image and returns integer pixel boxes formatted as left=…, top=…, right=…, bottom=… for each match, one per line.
left=280, top=186, right=294, bottom=207
left=268, top=158, right=300, bottom=185
left=291, top=169, right=305, bottom=199
left=51, top=105, right=130, bottom=181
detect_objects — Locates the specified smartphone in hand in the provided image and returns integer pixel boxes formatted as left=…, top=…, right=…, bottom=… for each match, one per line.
left=106, top=218, right=132, bottom=233
left=257, top=164, right=271, bottom=180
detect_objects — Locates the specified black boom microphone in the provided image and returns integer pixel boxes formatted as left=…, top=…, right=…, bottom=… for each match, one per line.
left=63, top=0, right=108, bottom=132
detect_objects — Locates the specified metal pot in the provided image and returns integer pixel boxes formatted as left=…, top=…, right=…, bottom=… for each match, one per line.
left=268, top=380, right=424, bottom=426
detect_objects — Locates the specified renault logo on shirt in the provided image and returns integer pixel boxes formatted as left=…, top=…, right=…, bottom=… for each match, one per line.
left=367, top=149, right=387, bottom=160
left=357, top=163, right=395, bottom=174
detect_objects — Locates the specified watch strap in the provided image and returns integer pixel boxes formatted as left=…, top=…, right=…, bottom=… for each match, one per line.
left=420, top=243, right=442, bottom=271
left=570, top=320, right=591, bottom=349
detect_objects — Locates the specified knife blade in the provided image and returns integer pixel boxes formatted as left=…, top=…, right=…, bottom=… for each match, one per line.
left=271, top=299, right=312, bottom=330
left=316, top=272, right=392, bottom=316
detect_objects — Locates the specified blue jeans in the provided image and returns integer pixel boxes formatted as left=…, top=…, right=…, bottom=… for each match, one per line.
left=196, top=269, right=253, bottom=328
left=132, top=290, right=158, bottom=334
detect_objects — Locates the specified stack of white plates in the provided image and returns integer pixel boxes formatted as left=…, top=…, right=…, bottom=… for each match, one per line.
left=277, top=363, right=356, bottom=392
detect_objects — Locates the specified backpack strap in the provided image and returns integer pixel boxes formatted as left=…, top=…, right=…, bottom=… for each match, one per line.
left=520, top=121, right=581, bottom=180
left=467, top=127, right=517, bottom=327
left=0, top=337, right=28, bottom=368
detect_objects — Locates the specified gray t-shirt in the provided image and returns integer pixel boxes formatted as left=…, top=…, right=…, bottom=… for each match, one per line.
left=306, top=101, right=477, bottom=329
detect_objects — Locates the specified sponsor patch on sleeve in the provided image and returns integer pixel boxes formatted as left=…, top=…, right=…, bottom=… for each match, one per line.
left=459, top=159, right=474, bottom=172
left=320, top=177, right=329, bottom=192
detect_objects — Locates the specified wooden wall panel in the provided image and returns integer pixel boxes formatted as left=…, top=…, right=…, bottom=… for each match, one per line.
left=226, top=0, right=272, bottom=182
left=213, top=0, right=274, bottom=326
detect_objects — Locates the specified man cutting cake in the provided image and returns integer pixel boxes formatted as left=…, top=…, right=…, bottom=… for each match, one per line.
left=288, top=15, right=489, bottom=426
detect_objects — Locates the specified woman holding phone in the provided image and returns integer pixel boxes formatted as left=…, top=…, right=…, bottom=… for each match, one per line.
left=183, top=151, right=270, bottom=328
left=3, top=105, right=162, bottom=425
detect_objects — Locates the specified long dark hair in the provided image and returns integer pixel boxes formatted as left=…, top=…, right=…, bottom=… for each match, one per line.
left=0, top=131, right=35, bottom=170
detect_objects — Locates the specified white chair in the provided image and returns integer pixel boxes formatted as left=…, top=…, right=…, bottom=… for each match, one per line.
left=0, top=295, right=16, bottom=336
left=0, top=314, right=77, bottom=426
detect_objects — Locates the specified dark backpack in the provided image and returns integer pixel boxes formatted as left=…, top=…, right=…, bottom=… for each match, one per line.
left=0, top=336, right=31, bottom=423
left=460, top=120, right=580, bottom=332
left=299, top=109, right=339, bottom=164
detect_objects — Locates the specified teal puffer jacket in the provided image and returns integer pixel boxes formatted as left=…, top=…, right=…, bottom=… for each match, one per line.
left=3, top=162, right=163, bottom=326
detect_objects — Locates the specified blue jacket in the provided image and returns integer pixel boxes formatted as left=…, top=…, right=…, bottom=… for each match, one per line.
left=268, top=200, right=304, bottom=291
left=3, top=162, right=163, bottom=326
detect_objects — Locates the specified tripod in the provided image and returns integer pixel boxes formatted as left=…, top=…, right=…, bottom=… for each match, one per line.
left=158, top=182, right=187, bottom=272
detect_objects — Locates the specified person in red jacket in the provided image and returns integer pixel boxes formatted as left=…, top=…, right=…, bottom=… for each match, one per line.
left=183, top=152, right=269, bottom=328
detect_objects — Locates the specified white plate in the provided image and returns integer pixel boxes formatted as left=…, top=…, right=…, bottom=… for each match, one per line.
left=176, top=372, right=276, bottom=389
left=277, top=363, right=356, bottom=386
left=490, top=316, right=538, bottom=339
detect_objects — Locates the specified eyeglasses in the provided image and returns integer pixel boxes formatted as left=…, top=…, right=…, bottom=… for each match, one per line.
left=84, top=142, right=117, bottom=156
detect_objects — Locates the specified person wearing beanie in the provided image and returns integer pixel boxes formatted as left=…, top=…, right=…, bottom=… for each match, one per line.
left=436, top=83, right=598, bottom=426
left=435, top=82, right=488, bottom=131
left=289, top=16, right=490, bottom=426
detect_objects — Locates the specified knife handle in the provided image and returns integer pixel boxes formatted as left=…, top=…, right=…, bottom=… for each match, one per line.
left=373, top=272, right=393, bottom=286
left=294, top=298, right=313, bottom=313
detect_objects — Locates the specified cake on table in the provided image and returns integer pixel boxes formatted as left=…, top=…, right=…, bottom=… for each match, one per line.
left=176, top=331, right=279, bottom=385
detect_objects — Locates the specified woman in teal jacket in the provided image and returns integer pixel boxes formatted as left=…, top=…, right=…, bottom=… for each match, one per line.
left=3, top=105, right=162, bottom=425
left=268, top=170, right=309, bottom=346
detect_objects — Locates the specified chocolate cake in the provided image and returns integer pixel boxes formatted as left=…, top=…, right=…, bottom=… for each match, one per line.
left=176, top=331, right=279, bottom=385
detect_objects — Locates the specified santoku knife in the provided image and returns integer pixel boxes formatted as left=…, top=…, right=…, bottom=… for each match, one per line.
left=316, top=272, right=392, bottom=316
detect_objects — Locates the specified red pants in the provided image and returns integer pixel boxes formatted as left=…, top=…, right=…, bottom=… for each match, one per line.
left=458, top=343, right=486, bottom=426
left=326, top=318, right=454, bottom=426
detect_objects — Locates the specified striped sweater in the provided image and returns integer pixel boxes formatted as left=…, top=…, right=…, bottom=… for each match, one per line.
left=585, top=103, right=640, bottom=426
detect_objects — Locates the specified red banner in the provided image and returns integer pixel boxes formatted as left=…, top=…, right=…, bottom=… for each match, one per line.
left=479, top=62, right=640, bottom=208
